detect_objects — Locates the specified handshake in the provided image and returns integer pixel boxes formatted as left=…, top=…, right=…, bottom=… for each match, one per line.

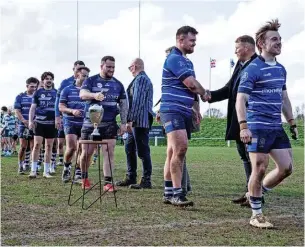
left=200, top=90, right=212, bottom=102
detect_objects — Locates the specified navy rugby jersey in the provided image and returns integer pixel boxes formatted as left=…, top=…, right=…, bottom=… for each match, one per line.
left=237, top=56, right=287, bottom=130
left=32, top=88, right=57, bottom=125
left=160, top=47, right=196, bottom=117
left=55, top=75, right=75, bottom=117
left=14, top=92, right=33, bottom=126
left=59, top=83, right=85, bottom=126
left=81, top=74, right=126, bottom=126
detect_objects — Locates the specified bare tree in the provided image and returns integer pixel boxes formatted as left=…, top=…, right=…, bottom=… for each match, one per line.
left=204, top=108, right=224, bottom=118
left=294, top=104, right=304, bottom=121
left=294, top=106, right=300, bottom=118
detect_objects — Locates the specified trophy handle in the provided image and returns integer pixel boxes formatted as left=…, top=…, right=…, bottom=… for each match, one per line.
left=93, top=123, right=98, bottom=129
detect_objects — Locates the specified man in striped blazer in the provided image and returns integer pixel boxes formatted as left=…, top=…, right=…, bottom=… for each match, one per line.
left=116, top=58, right=154, bottom=189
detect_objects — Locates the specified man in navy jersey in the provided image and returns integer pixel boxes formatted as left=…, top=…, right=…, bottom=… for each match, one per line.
left=59, top=66, right=90, bottom=183
left=79, top=56, right=128, bottom=190
left=28, top=72, right=57, bottom=179
left=236, top=19, right=298, bottom=228
left=160, top=26, right=208, bottom=207
left=55, top=60, right=86, bottom=167
left=14, top=77, right=39, bottom=174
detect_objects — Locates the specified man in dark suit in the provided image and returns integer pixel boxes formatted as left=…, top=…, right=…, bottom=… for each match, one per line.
left=203, top=35, right=257, bottom=206
left=116, top=58, right=154, bottom=189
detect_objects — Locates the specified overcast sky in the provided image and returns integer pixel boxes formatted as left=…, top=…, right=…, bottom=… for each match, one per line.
left=1, top=0, right=304, bottom=117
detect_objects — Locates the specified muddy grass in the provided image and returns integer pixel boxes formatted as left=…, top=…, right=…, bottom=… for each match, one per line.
left=1, top=147, right=304, bottom=246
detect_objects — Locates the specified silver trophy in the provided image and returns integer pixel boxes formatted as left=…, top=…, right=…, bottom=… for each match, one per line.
left=88, top=104, right=104, bottom=137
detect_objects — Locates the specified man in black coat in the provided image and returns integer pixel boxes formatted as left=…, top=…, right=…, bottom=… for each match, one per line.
left=203, top=35, right=257, bottom=206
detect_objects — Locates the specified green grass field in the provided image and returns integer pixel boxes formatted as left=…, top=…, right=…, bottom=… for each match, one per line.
left=1, top=146, right=304, bottom=246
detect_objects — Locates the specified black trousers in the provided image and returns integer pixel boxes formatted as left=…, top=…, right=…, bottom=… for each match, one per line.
left=236, top=139, right=252, bottom=190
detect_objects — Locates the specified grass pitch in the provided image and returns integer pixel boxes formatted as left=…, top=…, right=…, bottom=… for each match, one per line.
left=1, top=146, right=304, bottom=246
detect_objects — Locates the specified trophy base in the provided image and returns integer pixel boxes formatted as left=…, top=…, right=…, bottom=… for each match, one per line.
left=90, top=134, right=103, bottom=141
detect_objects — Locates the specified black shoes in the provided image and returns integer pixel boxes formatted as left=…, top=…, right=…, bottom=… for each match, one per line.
left=115, top=175, right=137, bottom=187
left=163, top=196, right=172, bottom=204
left=62, top=167, right=71, bottom=183
left=18, top=166, right=25, bottom=175
left=129, top=177, right=152, bottom=189
left=232, top=193, right=247, bottom=204
left=232, top=192, right=265, bottom=208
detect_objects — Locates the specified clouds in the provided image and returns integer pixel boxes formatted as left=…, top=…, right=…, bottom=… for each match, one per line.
left=79, top=2, right=177, bottom=97
left=0, top=0, right=304, bottom=118
left=190, top=0, right=304, bottom=114
left=1, top=1, right=52, bottom=57
left=281, top=30, right=305, bottom=66
left=0, top=1, right=77, bottom=106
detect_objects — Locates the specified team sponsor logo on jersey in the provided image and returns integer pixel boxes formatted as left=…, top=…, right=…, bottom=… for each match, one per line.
left=22, top=96, right=32, bottom=102
left=41, top=94, right=45, bottom=98
left=39, top=97, right=52, bottom=100
left=262, top=88, right=282, bottom=94
left=104, top=95, right=119, bottom=100
left=263, top=73, right=272, bottom=77
left=69, top=101, right=86, bottom=106
left=97, top=83, right=103, bottom=88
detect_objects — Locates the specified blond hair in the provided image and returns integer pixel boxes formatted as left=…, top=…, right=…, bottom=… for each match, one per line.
left=256, top=19, right=281, bottom=53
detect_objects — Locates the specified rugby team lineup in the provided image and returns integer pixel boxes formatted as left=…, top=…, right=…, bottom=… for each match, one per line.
left=0, top=19, right=299, bottom=231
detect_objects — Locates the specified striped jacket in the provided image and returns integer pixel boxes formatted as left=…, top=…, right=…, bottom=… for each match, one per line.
left=127, top=71, right=153, bottom=129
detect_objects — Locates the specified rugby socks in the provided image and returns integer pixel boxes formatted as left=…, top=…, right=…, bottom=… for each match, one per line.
left=38, top=147, right=45, bottom=168
left=59, top=154, right=63, bottom=164
left=24, top=149, right=31, bottom=166
left=75, top=168, right=81, bottom=177
left=51, top=152, right=57, bottom=167
left=164, top=180, right=173, bottom=198
left=81, top=172, right=88, bottom=179
left=39, top=147, right=45, bottom=162
left=104, top=176, right=112, bottom=185
left=50, top=162, right=55, bottom=171
left=44, top=163, right=50, bottom=174
left=63, top=162, right=71, bottom=172
left=262, top=185, right=272, bottom=194
left=18, top=161, right=23, bottom=169
left=249, top=196, right=262, bottom=216
left=173, top=188, right=183, bottom=198
left=31, top=162, right=38, bottom=173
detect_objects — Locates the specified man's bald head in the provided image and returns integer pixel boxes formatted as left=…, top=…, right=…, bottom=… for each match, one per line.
left=129, top=58, right=145, bottom=77
left=133, top=58, right=144, bottom=69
